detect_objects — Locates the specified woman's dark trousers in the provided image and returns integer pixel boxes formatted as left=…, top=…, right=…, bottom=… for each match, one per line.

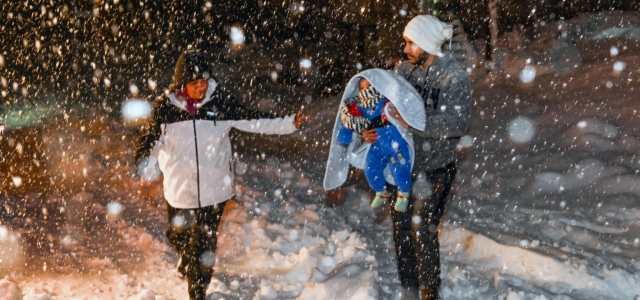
left=166, top=202, right=226, bottom=300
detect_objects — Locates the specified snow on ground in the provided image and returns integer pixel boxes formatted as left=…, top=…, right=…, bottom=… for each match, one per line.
left=440, top=50, right=640, bottom=299
left=8, top=139, right=402, bottom=300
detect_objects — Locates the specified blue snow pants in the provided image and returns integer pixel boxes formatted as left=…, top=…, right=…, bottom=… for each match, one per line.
left=365, top=125, right=412, bottom=193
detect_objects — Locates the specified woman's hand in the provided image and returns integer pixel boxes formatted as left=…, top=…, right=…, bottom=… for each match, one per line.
left=293, top=111, right=311, bottom=128
left=388, top=105, right=409, bottom=128
left=361, top=128, right=379, bottom=143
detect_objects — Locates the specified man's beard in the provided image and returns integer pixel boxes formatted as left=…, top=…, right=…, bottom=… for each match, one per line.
left=413, top=51, right=429, bottom=66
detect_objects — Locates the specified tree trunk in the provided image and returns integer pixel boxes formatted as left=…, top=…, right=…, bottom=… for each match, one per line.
left=488, top=0, right=500, bottom=75
left=419, top=0, right=432, bottom=14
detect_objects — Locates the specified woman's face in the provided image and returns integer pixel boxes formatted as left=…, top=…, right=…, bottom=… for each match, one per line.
left=185, top=78, right=208, bottom=100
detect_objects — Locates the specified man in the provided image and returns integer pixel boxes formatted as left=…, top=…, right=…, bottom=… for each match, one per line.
left=135, top=51, right=309, bottom=300
left=363, top=15, right=471, bottom=300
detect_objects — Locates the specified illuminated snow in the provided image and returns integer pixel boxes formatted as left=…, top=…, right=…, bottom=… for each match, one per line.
left=121, top=99, right=152, bottom=121
left=289, top=2, right=305, bottom=13
left=508, top=116, right=536, bottom=144
left=6, top=8, right=640, bottom=300
left=229, top=26, right=245, bottom=45
left=613, top=61, right=626, bottom=72
left=11, top=176, right=22, bottom=188
left=610, top=46, right=619, bottom=56
left=299, top=58, right=312, bottom=69
left=129, top=84, right=139, bottom=95
left=148, top=79, right=157, bottom=90
left=107, top=202, right=124, bottom=216
left=519, top=65, right=537, bottom=83
left=458, top=135, right=473, bottom=148
left=200, top=251, right=216, bottom=268
left=171, top=215, right=186, bottom=229
left=235, top=161, right=248, bottom=175
left=0, top=226, right=8, bottom=241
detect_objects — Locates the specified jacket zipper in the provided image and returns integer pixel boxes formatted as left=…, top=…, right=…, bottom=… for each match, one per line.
left=192, top=118, right=202, bottom=209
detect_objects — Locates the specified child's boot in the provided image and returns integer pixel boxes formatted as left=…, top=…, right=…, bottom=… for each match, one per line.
left=371, top=191, right=390, bottom=209
left=394, top=192, right=409, bottom=212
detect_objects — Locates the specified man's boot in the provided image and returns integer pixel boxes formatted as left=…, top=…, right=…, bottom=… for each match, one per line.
left=400, top=287, right=419, bottom=300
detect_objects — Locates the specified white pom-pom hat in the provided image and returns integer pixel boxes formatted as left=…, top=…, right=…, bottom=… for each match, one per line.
left=403, top=15, right=453, bottom=57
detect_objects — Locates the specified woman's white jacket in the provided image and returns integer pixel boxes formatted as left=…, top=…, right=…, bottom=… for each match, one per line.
left=136, top=79, right=297, bottom=209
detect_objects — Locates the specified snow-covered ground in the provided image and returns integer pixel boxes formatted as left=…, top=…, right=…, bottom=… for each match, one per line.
left=3, top=28, right=640, bottom=300
left=440, top=50, right=640, bottom=299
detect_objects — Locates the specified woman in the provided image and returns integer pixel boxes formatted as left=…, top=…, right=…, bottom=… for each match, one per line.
left=135, top=50, right=309, bottom=300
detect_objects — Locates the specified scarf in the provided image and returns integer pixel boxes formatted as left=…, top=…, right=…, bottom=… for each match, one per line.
left=176, top=87, right=204, bottom=116
left=340, top=86, right=384, bottom=132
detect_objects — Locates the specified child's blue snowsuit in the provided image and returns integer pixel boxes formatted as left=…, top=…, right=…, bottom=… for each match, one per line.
left=337, top=97, right=412, bottom=193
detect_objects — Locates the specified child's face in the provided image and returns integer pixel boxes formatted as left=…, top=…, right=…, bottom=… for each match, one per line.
left=359, top=79, right=370, bottom=91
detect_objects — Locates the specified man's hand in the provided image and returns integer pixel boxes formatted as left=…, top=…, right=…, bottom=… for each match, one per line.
left=388, top=105, right=409, bottom=128
left=361, top=128, right=379, bottom=143
left=293, top=111, right=311, bottom=128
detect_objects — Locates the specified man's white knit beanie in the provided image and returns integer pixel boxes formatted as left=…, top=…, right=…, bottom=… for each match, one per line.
left=403, top=15, right=453, bottom=57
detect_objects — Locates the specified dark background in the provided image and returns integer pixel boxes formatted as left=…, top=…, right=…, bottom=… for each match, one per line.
left=1, top=0, right=638, bottom=105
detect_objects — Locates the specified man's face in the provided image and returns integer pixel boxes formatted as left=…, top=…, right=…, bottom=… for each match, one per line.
left=185, top=78, right=208, bottom=100
left=403, top=37, right=428, bottom=65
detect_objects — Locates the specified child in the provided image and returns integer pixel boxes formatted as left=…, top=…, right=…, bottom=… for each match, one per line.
left=324, top=69, right=425, bottom=212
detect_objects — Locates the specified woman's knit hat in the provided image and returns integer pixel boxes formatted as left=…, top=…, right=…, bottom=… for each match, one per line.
left=403, top=15, right=453, bottom=57
left=169, top=51, right=213, bottom=91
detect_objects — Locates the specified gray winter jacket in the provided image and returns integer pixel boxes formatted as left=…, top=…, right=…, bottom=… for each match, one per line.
left=394, top=51, right=471, bottom=170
